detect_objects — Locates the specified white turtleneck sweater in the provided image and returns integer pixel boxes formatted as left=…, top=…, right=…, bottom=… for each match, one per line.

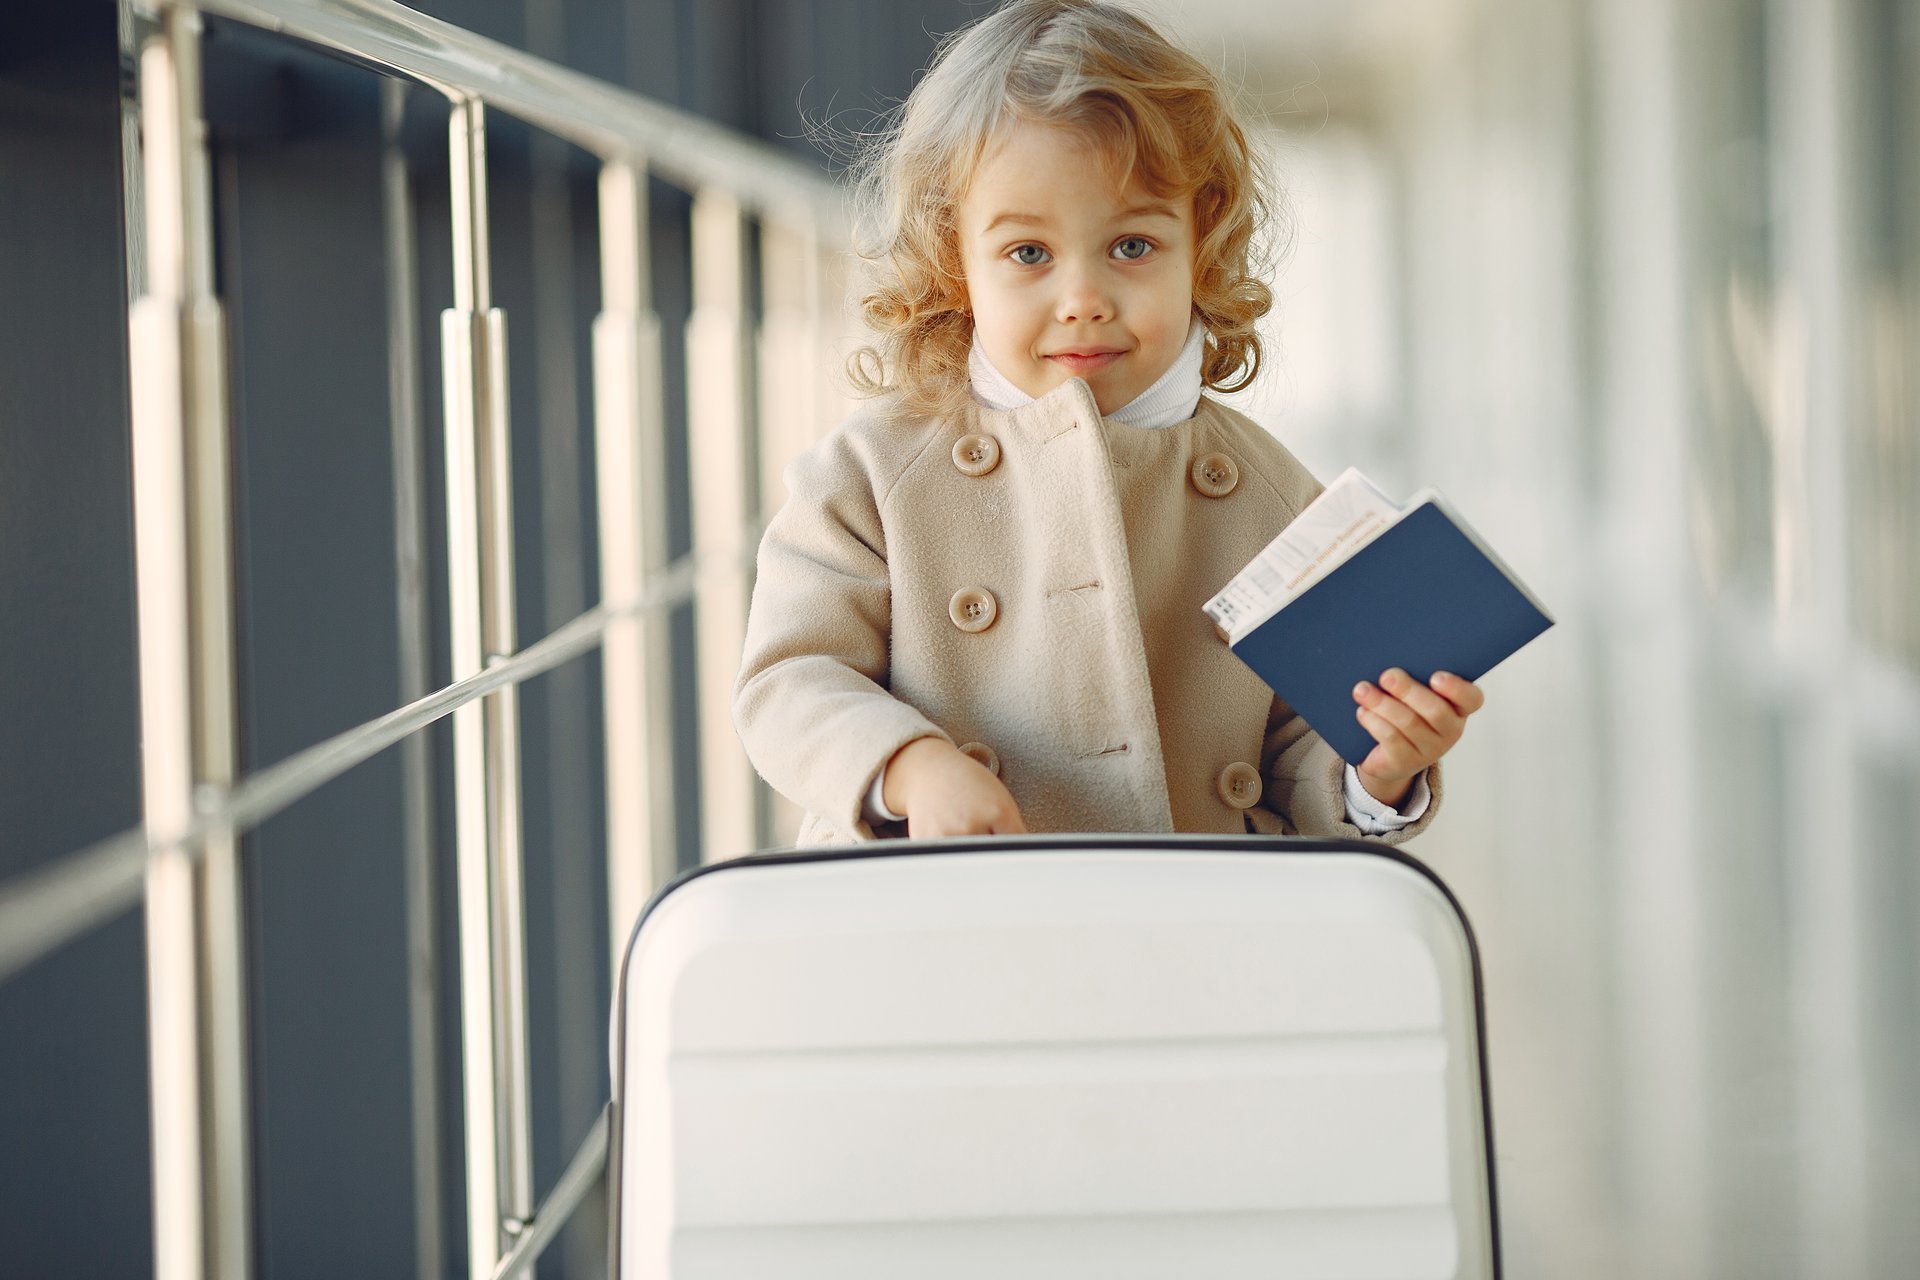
left=865, top=319, right=1431, bottom=833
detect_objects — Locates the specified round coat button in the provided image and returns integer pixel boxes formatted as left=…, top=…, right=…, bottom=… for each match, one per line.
left=948, top=587, right=998, bottom=633
left=1190, top=452, right=1239, bottom=498
left=1216, top=761, right=1263, bottom=809
left=952, top=433, right=1001, bottom=477
left=957, top=742, right=1001, bottom=777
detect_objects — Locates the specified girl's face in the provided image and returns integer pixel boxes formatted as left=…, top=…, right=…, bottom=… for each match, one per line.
left=956, top=122, right=1196, bottom=416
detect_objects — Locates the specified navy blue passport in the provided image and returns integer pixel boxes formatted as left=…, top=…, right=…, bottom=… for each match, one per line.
left=1228, top=499, right=1554, bottom=766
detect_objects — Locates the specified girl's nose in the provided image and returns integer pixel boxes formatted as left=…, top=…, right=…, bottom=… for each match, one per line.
left=1055, top=267, right=1115, bottom=324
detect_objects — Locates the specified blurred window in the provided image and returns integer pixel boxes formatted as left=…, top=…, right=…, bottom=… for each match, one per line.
left=1679, top=0, right=1778, bottom=605
left=1852, top=0, right=1918, bottom=676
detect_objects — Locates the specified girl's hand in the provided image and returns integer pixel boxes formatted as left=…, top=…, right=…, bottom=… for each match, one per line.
left=1352, top=669, right=1485, bottom=808
left=883, top=737, right=1030, bottom=838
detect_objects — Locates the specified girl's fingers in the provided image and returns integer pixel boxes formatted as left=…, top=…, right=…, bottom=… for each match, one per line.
left=1360, top=743, right=1397, bottom=777
left=1378, top=672, right=1460, bottom=738
left=1431, top=671, right=1486, bottom=716
left=1355, top=681, right=1444, bottom=757
left=1355, top=704, right=1421, bottom=770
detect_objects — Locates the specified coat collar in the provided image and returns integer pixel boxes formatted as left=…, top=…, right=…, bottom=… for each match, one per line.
left=970, top=375, right=1104, bottom=446
left=966, top=318, right=1207, bottom=429
left=968, top=376, right=1221, bottom=472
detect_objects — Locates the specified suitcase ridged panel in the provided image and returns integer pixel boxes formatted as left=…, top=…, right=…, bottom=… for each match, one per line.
left=616, top=847, right=1494, bottom=1279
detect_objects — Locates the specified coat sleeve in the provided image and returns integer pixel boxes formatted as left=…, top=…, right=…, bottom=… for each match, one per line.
left=1259, top=697, right=1443, bottom=845
left=732, top=429, right=951, bottom=841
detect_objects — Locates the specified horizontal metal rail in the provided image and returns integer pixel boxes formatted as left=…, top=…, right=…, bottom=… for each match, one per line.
left=191, top=0, right=849, bottom=230
left=0, top=531, right=753, bottom=984
left=489, top=1106, right=611, bottom=1280
left=0, top=826, right=154, bottom=980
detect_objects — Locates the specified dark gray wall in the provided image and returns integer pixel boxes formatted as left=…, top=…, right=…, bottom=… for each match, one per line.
left=0, top=1, right=971, bottom=1278
left=0, top=7, right=152, bottom=1280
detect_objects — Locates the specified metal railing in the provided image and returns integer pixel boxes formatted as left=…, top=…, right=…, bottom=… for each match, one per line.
left=0, top=1, right=857, bottom=1276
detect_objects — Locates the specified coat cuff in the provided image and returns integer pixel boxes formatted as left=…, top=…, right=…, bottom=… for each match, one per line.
left=865, top=766, right=907, bottom=825
left=1274, top=734, right=1444, bottom=846
left=827, top=721, right=951, bottom=841
left=1341, top=764, right=1432, bottom=832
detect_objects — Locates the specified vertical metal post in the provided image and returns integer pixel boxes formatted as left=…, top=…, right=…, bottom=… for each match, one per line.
left=128, top=157, right=205, bottom=1280
left=593, top=160, right=678, bottom=956
left=754, top=218, right=808, bottom=519
left=128, top=14, right=247, bottom=1280
left=380, top=77, right=446, bottom=1280
left=189, top=225, right=252, bottom=1280
left=117, top=0, right=150, bottom=305
left=686, top=189, right=759, bottom=863
left=811, top=236, right=859, bottom=469
left=752, top=217, right=818, bottom=847
left=441, top=94, right=534, bottom=1278
left=809, top=233, right=852, bottom=450
left=128, top=9, right=251, bottom=1280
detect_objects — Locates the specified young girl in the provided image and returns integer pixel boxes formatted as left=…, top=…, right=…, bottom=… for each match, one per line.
left=733, top=0, right=1485, bottom=845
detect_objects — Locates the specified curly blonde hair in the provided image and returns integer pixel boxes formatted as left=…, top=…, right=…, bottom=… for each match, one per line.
left=846, top=0, right=1284, bottom=421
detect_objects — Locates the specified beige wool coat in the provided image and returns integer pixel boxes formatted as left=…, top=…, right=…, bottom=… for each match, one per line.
left=733, top=376, right=1442, bottom=847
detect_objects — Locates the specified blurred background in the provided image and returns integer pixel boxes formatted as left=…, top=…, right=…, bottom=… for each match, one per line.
left=1, top=0, right=1914, bottom=1277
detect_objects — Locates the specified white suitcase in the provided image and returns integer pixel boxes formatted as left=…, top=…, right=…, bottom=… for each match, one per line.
left=609, top=835, right=1501, bottom=1279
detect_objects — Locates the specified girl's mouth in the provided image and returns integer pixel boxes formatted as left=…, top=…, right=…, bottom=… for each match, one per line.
left=1045, top=350, right=1126, bottom=374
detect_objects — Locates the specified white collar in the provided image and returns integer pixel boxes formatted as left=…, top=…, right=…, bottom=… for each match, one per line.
left=967, top=317, right=1205, bottom=428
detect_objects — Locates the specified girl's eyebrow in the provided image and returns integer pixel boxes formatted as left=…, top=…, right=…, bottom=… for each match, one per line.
left=1118, top=202, right=1183, bottom=223
left=979, top=204, right=1181, bottom=235
left=980, top=212, right=1045, bottom=235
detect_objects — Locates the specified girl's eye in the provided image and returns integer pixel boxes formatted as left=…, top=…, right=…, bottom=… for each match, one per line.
left=1112, top=236, right=1153, bottom=261
left=1009, top=243, right=1050, bottom=266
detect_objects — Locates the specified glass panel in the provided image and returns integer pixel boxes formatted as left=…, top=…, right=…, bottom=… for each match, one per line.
left=1850, top=0, right=1919, bottom=675
left=1678, top=0, right=1778, bottom=605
